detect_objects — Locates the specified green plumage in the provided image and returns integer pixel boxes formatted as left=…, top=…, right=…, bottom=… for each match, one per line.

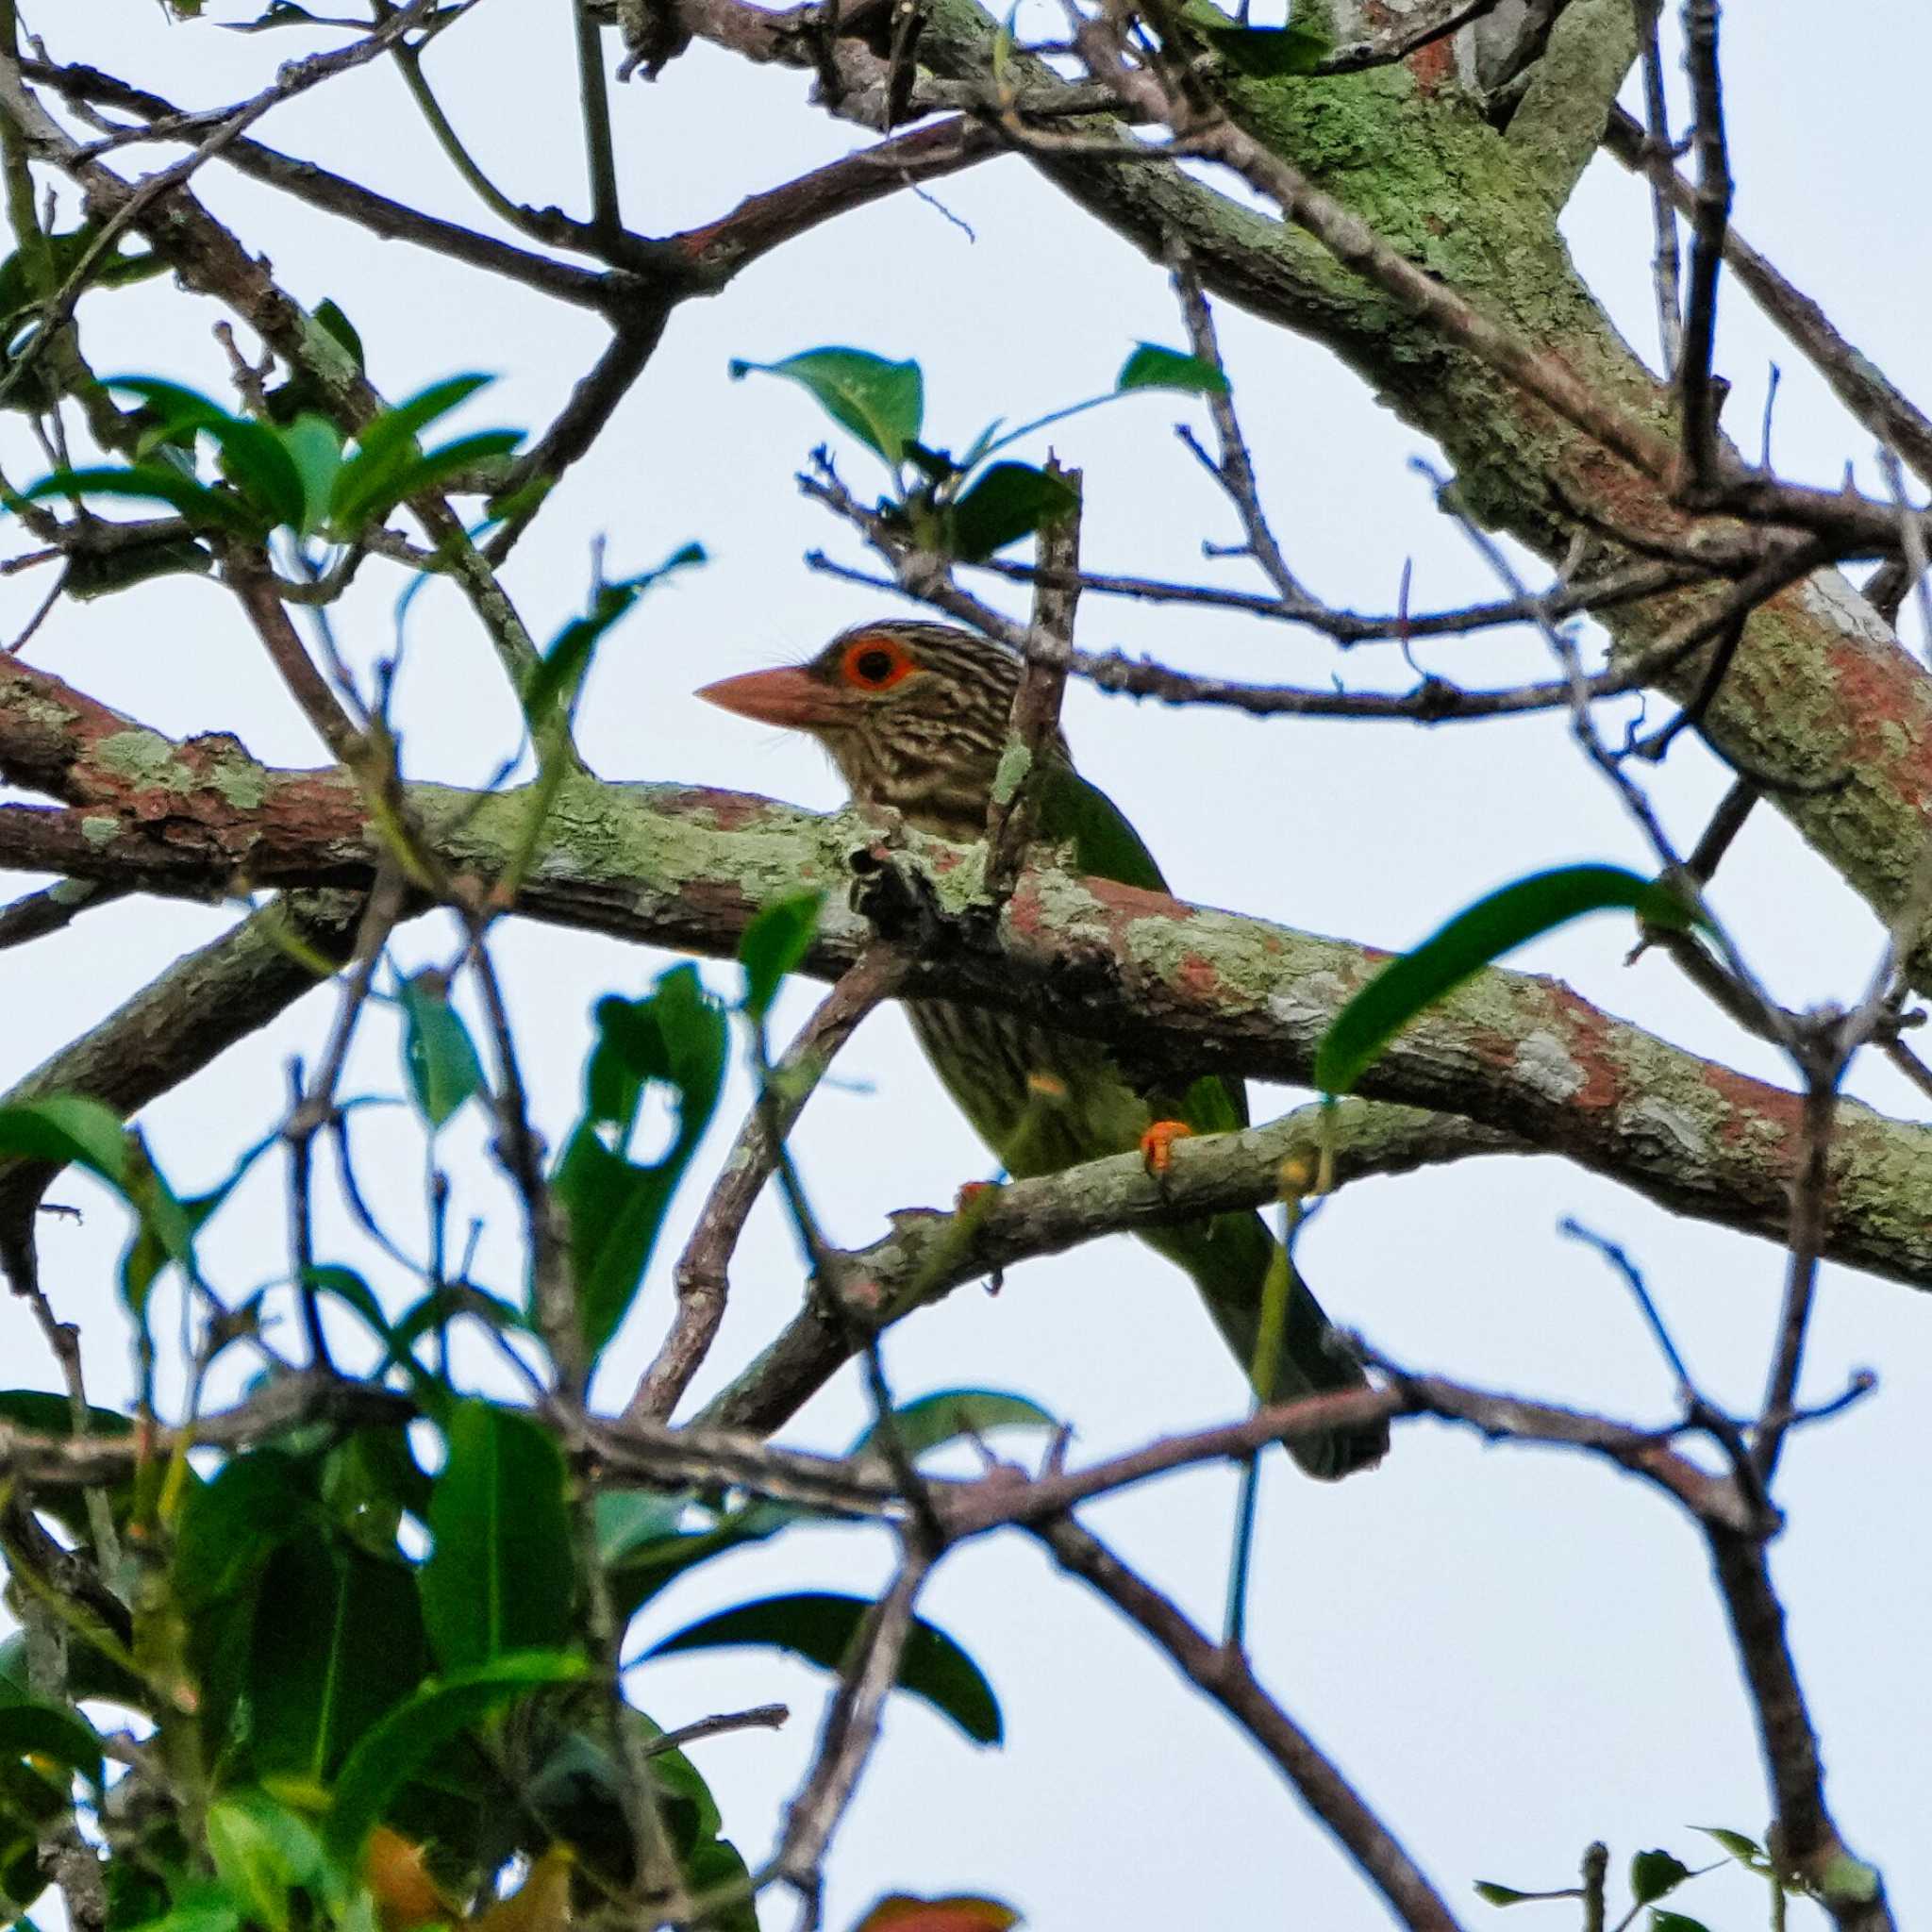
left=700, top=620, right=1386, bottom=1479
left=911, top=761, right=1384, bottom=1479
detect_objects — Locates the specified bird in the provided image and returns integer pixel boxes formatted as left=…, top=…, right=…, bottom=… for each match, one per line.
left=697, top=620, right=1386, bottom=1479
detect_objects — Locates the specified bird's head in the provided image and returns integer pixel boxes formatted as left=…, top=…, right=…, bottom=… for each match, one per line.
left=697, top=621, right=1046, bottom=835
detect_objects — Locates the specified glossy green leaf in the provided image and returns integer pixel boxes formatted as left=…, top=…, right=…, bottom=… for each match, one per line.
left=949, top=461, right=1078, bottom=562
left=729, top=347, right=924, bottom=464
left=1648, top=1916, right=1713, bottom=1932
left=1202, top=20, right=1329, bottom=75
left=275, top=415, right=342, bottom=538
left=396, top=970, right=486, bottom=1130
left=1629, top=1851, right=1691, bottom=1906
left=323, top=1426, right=432, bottom=1555
left=420, top=1403, right=574, bottom=1674
left=646, top=1591, right=1001, bottom=1745
left=739, top=891, right=824, bottom=1022
left=1314, top=864, right=1703, bottom=1095
left=850, top=1389, right=1057, bottom=1460
left=0, top=1703, right=103, bottom=1793
left=17, top=463, right=269, bottom=537
left=247, top=1541, right=428, bottom=1783
left=1116, top=343, right=1230, bottom=396
left=554, top=965, right=726, bottom=1362
left=323, top=1651, right=590, bottom=1863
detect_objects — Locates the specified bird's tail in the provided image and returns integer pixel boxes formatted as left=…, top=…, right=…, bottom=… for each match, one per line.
left=1141, top=1209, right=1387, bottom=1480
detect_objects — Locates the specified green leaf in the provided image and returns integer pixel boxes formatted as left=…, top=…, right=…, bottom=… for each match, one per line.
left=646, top=1591, right=1002, bottom=1746
left=0, top=1093, right=130, bottom=1187
left=313, top=300, right=365, bottom=371
left=729, top=347, right=924, bottom=465
left=322, top=1651, right=590, bottom=1864
left=554, top=965, right=726, bottom=1363
left=395, top=970, right=487, bottom=1131
left=109, top=376, right=308, bottom=529
left=949, top=461, right=1078, bottom=562
left=739, top=891, right=824, bottom=1022
left=1629, top=1851, right=1691, bottom=1905
left=608, top=1501, right=800, bottom=1624
left=1201, top=20, right=1329, bottom=75
left=0, top=1702, right=103, bottom=1792
left=850, top=1389, right=1057, bottom=1460
left=1648, top=1916, right=1713, bottom=1932
left=420, top=1403, right=575, bottom=1674
left=275, top=415, right=342, bottom=538
left=520, top=545, right=708, bottom=732
left=246, top=1541, right=428, bottom=1784
left=1473, top=1881, right=1573, bottom=1907
left=206, top=1792, right=324, bottom=1932
left=366, top=427, right=523, bottom=512
left=0, top=224, right=164, bottom=333
left=595, top=1489, right=696, bottom=1566
left=0, top=1391, right=133, bottom=1439
left=1691, top=1826, right=1765, bottom=1866
left=1116, top=343, right=1230, bottom=396
left=17, top=463, right=269, bottom=538
left=173, top=1448, right=316, bottom=1610
left=328, top=373, right=495, bottom=530
left=123, top=1881, right=242, bottom=1932
left=1314, top=864, right=1704, bottom=1095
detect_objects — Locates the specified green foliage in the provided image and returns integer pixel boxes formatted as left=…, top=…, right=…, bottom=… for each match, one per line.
left=730, top=347, right=924, bottom=464
left=395, top=970, right=487, bottom=1131
left=735, top=334, right=1232, bottom=561
left=738, top=890, right=825, bottom=1023
left=850, top=1389, right=1057, bottom=1460
left=519, top=542, right=706, bottom=733
left=1116, top=343, right=1229, bottom=396
left=553, top=964, right=727, bottom=1363
left=1314, top=864, right=1705, bottom=1095
left=1629, top=1849, right=1692, bottom=1906
left=14, top=371, right=524, bottom=544
left=647, top=1591, right=1004, bottom=1745
left=420, top=1403, right=575, bottom=1673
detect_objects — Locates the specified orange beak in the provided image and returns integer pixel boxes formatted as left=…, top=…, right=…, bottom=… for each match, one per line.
left=695, top=665, right=846, bottom=733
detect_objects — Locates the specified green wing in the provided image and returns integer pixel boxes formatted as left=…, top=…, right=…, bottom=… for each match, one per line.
left=1036, top=762, right=1249, bottom=1132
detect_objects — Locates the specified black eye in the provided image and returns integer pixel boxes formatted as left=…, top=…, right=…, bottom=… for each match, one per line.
left=854, top=649, right=894, bottom=684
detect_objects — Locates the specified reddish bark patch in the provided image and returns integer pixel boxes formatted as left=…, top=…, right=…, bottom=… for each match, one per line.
left=1700, top=1058, right=1803, bottom=1151
left=655, top=785, right=775, bottom=831
left=1086, top=876, right=1191, bottom=921
left=1174, top=950, right=1225, bottom=1004
left=1816, top=625, right=1932, bottom=816
left=1408, top=37, right=1457, bottom=93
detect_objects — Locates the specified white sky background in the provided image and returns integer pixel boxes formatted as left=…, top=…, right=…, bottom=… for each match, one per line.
left=2, top=3, right=1928, bottom=1927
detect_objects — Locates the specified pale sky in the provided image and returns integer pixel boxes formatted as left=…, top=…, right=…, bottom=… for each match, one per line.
left=2, top=5, right=1927, bottom=1928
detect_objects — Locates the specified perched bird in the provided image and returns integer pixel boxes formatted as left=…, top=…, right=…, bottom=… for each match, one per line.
left=698, top=620, right=1385, bottom=1478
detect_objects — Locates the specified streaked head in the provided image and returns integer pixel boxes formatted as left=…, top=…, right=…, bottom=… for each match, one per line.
left=696, top=621, right=1048, bottom=834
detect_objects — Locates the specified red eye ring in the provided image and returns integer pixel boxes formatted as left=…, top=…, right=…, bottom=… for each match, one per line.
left=839, top=634, right=915, bottom=691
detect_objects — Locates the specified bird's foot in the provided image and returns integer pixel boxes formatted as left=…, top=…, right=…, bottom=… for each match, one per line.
left=1140, top=1119, right=1193, bottom=1176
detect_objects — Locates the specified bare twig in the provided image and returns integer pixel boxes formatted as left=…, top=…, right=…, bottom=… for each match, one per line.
left=1675, top=0, right=1733, bottom=498
left=627, top=946, right=907, bottom=1424
left=1035, top=1517, right=1466, bottom=1932
left=981, top=462, right=1080, bottom=905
